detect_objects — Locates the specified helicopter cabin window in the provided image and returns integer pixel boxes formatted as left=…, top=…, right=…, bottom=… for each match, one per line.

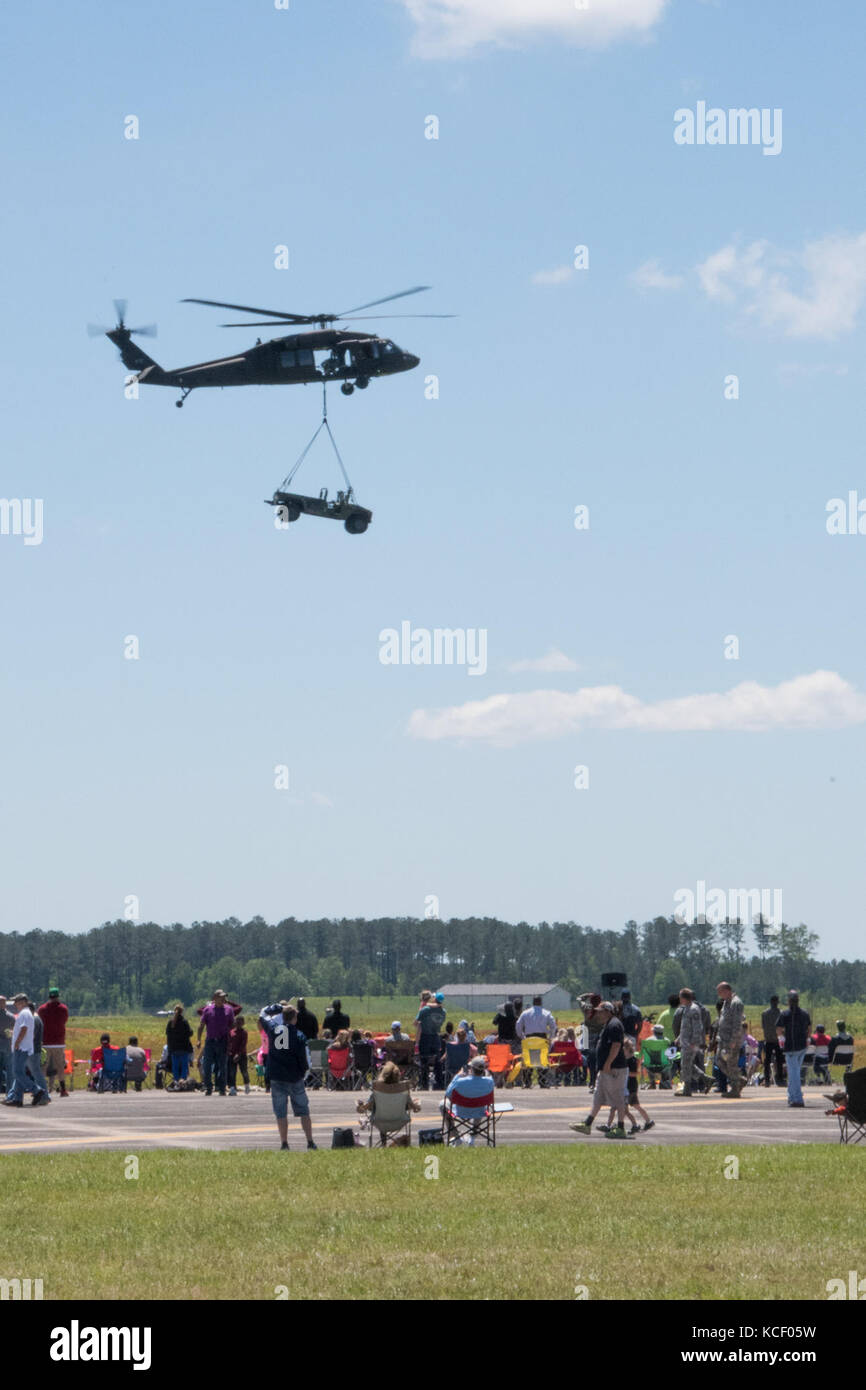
left=279, top=349, right=297, bottom=368
left=295, top=348, right=315, bottom=367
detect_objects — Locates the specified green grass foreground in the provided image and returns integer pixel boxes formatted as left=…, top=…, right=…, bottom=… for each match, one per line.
left=3, top=1145, right=863, bottom=1300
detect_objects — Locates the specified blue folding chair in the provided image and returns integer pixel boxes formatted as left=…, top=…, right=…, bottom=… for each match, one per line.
left=444, top=1040, right=471, bottom=1084
left=99, top=1046, right=127, bottom=1093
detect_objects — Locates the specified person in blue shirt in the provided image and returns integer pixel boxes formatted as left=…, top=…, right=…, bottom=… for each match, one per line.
left=444, top=1056, right=495, bottom=1142
left=259, top=1003, right=318, bottom=1151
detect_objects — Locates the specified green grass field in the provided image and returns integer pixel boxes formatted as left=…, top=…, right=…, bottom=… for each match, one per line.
left=3, top=1146, right=864, bottom=1300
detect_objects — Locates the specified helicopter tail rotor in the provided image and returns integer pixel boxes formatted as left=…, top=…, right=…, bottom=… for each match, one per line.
left=87, top=301, right=157, bottom=338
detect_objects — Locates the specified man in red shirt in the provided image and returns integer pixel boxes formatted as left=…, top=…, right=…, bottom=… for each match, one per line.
left=38, top=988, right=69, bottom=1097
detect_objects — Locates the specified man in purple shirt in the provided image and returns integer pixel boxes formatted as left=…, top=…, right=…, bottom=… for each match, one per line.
left=196, top=990, right=235, bottom=1096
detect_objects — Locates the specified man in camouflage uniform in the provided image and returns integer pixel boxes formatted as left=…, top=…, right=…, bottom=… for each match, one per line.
left=715, top=981, right=744, bottom=1098
left=676, top=988, right=705, bottom=1096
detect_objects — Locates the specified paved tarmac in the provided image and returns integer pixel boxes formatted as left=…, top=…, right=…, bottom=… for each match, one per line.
left=0, top=1082, right=842, bottom=1152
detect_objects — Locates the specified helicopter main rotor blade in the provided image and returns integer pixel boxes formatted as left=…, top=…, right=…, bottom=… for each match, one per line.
left=336, top=286, right=430, bottom=317
left=342, top=313, right=457, bottom=320
left=219, top=320, right=305, bottom=328
left=182, top=298, right=311, bottom=323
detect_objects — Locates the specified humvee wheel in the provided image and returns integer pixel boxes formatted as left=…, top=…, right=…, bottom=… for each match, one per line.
left=356, top=377, right=369, bottom=390
left=341, top=382, right=354, bottom=395
left=345, top=514, right=368, bottom=534
left=284, top=503, right=301, bottom=522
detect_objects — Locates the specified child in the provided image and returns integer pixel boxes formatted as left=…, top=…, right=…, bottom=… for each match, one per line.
left=599, top=1038, right=654, bottom=1134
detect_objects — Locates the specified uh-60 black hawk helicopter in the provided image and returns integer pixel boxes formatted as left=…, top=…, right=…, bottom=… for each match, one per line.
left=91, top=287, right=452, bottom=535
left=89, top=286, right=452, bottom=407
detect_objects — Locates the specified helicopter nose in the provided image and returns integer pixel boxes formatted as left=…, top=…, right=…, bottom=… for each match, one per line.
left=403, top=352, right=420, bottom=370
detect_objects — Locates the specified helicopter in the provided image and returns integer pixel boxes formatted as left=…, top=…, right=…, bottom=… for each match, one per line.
left=89, top=288, right=452, bottom=407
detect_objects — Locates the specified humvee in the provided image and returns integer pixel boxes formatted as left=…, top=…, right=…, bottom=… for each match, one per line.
left=266, top=487, right=372, bottom=534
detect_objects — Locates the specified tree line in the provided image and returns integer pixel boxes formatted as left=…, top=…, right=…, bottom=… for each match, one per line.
left=0, top=915, right=863, bottom=1014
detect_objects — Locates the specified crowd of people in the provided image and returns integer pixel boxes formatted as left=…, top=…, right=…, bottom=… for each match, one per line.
left=0, top=982, right=857, bottom=1147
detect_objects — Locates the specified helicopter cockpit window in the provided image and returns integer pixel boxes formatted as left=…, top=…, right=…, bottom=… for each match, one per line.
left=279, top=350, right=297, bottom=368
left=382, top=342, right=398, bottom=354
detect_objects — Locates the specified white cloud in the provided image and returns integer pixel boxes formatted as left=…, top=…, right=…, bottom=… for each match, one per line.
left=408, top=671, right=866, bottom=745
left=530, top=266, right=574, bottom=287
left=507, top=647, right=579, bottom=673
left=696, top=234, right=866, bottom=339
left=399, top=0, right=668, bottom=59
left=630, top=258, right=684, bottom=291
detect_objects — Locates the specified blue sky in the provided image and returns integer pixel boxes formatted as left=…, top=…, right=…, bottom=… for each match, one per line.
left=2, top=0, right=865, bottom=956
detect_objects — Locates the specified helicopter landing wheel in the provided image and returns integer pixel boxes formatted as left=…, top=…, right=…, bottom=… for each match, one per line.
left=175, top=399, right=183, bottom=408
left=356, top=377, right=369, bottom=390
left=340, top=382, right=354, bottom=396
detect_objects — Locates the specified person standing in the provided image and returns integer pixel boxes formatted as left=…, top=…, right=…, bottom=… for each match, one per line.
left=715, top=982, right=745, bottom=1099
left=492, top=1001, right=517, bottom=1045
left=0, top=996, right=16, bottom=1097
left=196, top=989, right=235, bottom=1096
left=414, top=991, right=446, bottom=1090
left=656, top=994, right=681, bottom=1045
left=760, top=996, right=784, bottom=1088
left=38, top=988, right=69, bottom=1096
left=3, top=995, right=49, bottom=1107
left=569, top=1001, right=630, bottom=1139
left=516, top=995, right=557, bottom=1089
left=775, top=990, right=811, bottom=1108
left=619, top=990, right=643, bottom=1041
left=295, top=998, right=319, bottom=1040
left=29, top=1001, right=50, bottom=1098
left=323, top=999, right=350, bottom=1034
left=258, top=1003, right=317, bottom=1150
left=166, top=1005, right=194, bottom=1084
left=227, top=1014, right=250, bottom=1095
left=676, top=989, right=704, bottom=1097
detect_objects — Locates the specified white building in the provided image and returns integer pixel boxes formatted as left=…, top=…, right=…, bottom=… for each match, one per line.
left=436, top=982, right=571, bottom=1018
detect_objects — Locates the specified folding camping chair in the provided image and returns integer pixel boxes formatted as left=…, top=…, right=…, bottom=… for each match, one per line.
left=485, top=1042, right=522, bottom=1088
left=326, top=1046, right=355, bottom=1090
left=443, top=1039, right=471, bottom=1084
left=826, top=1067, right=866, bottom=1145
left=351, top=1040, right=375, bottom=1089
left=363, top=1080, right=414, bottom=1147
left=382, top=1038, right=418, bottom=1088
left=442, top=1077, right=512, bottom=1147
left=98, top=1046, right=127, bottom=1093
left=520, top=1036, right=550, bottom=1087
left=306, top=1039, right=328, bottom=1089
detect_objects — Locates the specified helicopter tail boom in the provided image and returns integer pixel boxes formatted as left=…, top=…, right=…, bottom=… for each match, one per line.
left=106, top=327, right=166, bottom=380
